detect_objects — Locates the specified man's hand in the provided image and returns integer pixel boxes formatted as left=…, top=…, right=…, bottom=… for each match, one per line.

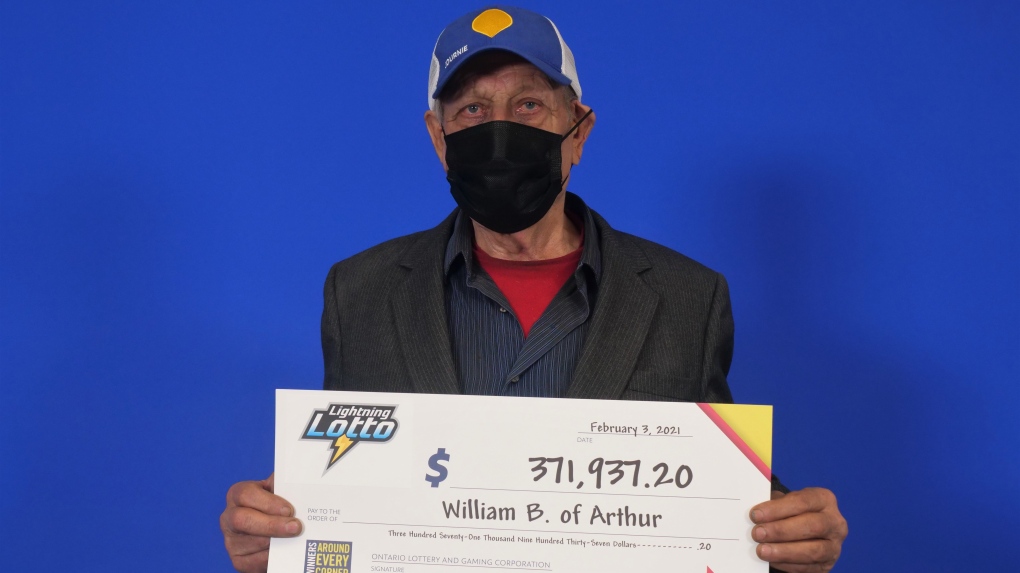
left=220, top=474, right=302, bottom=573
left=750, top=487, right=847, bottom=573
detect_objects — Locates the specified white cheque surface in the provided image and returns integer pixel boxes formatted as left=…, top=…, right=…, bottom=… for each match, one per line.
left=269, top=390, right=772, bottom=573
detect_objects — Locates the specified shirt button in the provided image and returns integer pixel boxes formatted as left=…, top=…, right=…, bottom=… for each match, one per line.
left=499, top=307, right=507, bottom=313
left=510, top=376, right=520, bottom=383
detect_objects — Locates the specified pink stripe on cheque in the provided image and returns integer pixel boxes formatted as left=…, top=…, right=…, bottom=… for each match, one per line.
left=696, top=403, right=771, bottom=480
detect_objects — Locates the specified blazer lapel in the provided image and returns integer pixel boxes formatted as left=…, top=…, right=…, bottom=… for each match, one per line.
left=390, top=215, right=461, bottom=395
left=566, top=219, right=659, bottom=400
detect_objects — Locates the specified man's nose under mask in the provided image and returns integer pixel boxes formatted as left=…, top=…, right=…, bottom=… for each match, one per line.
left=444, top=109, right=592, bottom=234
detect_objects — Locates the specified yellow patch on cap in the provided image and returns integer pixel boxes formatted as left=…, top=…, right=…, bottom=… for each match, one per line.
left=471, top=8, right=513, bottom=38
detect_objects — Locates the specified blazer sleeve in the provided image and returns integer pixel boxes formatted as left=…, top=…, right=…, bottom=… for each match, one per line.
left=321, top=262, right=343, bottom=390
left=701, top=272, right=735, bottom=404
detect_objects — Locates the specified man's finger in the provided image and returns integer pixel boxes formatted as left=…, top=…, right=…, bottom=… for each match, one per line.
left=230, top=551, right=269, bottom=573
left=224, top=530, right=271, bottom=557
left=222, top=506, right=302, bottom=538
left=229, top=549, right=270, bottom=573
left=750, top=487, right=835, bottom=523
left=227, top=480, right=294, bottom=517
left=752, top=511, right=835, bottom=543
left=756, top=538, right=840, bottom=566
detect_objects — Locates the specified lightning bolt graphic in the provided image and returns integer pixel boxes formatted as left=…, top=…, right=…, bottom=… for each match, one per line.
left=329, top=435, right=355, bottom=466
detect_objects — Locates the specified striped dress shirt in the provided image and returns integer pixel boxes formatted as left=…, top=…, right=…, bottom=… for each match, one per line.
left=444, top=195, right=603, bottom=397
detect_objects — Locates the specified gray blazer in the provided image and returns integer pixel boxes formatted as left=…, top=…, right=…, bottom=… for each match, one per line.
left=320, top=205, right=735, bottom=405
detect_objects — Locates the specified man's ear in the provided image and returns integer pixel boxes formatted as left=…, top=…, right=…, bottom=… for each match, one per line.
left=568, top=102, right=595, bottom=166
left=424, top=109, right=448, bottom=171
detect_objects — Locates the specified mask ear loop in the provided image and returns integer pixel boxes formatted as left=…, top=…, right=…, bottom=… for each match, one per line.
left=559, top=108, right=594, bottom=191
left=561, top=108, right=594, bottom=141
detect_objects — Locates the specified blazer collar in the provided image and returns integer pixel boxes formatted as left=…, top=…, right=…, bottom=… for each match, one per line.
left=565, top=210, right=659, bottom=399
left=390, top=211, right=461, bottom=395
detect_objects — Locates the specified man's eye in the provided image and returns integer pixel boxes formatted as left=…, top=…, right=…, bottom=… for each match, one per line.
left=521, top=101, right=538, bottom=111
left=465, top=104, right=481, bottom=114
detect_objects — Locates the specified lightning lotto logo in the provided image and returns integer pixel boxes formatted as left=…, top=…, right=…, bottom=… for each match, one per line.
left=301, top=403, right=399, bottom=471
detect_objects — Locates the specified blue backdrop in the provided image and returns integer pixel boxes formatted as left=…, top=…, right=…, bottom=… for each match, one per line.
left=2, top=1, right=1017, bottom=571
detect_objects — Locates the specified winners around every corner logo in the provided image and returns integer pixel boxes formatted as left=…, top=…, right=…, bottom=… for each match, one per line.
left=302, top=403, right=399, bottom=471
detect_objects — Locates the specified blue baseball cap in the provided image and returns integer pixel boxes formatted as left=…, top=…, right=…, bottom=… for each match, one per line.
left=428, top=6, right=582, bottom=110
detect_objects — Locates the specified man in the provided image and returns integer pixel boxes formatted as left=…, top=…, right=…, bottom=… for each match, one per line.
left=220, top=6, right=847, bottom=573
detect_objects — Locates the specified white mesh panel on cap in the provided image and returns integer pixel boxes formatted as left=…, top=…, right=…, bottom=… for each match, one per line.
left=427, top=34, right=442, bottom=110
left=428, top=53, right=440, bottom=110
left=546, top=18, right=581, bottom=100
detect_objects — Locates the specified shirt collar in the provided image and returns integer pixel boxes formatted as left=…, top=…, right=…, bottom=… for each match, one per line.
left=443, top=192, right=603, bottom=283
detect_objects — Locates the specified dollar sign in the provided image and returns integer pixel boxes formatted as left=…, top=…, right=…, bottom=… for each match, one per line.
left=424, top=447, right=450, bottom=488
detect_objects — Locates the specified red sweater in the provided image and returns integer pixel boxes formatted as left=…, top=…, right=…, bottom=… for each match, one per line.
left=474, top=242, right=583, bottom=337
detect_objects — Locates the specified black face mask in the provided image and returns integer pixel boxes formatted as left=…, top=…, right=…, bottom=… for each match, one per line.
left=443, top=109, right=593, bottom=234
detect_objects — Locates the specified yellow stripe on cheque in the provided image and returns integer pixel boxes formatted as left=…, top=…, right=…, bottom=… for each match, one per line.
left=705, top=403, right=773, bottom=470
